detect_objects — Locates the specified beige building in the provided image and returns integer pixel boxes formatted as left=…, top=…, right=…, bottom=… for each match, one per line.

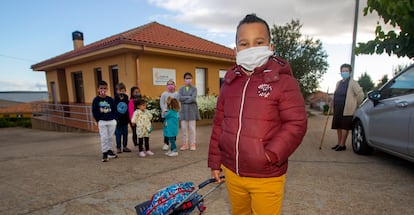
left=32, top=22, right=235, bottom=104
left=30, top=22, right=235, bottom=131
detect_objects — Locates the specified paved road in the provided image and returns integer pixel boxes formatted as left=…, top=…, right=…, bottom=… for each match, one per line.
left=0, top=113, right=413, bottom=215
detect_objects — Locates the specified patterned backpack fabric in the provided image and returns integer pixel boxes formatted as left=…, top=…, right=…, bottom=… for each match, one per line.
left=143, top=182, right=206, bottom=215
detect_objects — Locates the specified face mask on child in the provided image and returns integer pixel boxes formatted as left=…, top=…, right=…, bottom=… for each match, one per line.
left=99, top=89, right=107, bottom=96
left=236, top=46, right=273, bottom=71
left=185, top=79, right=192, bottom=85
left=167, top=85, right=175, bottom=91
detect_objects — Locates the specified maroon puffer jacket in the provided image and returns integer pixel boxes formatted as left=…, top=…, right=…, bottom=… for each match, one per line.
left=208, top=56, right=307, bottom=178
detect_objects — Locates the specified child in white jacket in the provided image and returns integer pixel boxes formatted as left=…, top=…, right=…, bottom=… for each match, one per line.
left=131, top=99, right=154, bottom=157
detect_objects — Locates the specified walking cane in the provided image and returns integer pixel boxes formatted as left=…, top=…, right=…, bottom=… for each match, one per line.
left=319, top=88, right=330, bottom=150
left=319, top=105, right=330, bottom=150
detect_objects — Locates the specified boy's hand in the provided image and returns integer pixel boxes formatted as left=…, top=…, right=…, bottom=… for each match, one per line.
left=211, top=169, right=224, bottom=183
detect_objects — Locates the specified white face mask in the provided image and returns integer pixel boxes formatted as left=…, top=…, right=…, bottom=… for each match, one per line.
left=236, top=46, right=273, bottom=71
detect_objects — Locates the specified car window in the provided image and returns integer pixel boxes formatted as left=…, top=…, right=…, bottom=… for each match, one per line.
left=380, top=66, right=414, bottom=99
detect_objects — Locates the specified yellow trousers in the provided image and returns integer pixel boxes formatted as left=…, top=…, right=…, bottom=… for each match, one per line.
left=223, top=166, right=286, bottom=215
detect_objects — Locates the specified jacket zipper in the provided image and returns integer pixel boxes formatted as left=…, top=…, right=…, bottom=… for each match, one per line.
left=235, top=76, right=251, bottom=175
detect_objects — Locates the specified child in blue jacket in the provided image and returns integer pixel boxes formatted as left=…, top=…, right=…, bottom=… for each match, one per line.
left=163, top=97, right=180, bottom=157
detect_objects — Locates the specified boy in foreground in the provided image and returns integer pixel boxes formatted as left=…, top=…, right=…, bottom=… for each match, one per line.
left=208, top=14, right=307, bottom=214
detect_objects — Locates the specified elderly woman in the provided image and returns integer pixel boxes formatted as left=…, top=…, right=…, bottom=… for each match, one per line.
left=331, top=63, right=364, bottom=151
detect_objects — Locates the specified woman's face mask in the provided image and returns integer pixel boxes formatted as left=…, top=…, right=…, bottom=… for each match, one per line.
left=341, top=71, right=350, bottom=79
left=236, top=46, right=273, bottom=71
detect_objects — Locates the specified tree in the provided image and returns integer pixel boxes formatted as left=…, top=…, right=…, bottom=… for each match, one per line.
left=357, top=72, right=375, bottom=94
left=271, top=20, right=328, bottom=97
left=356, top=0, right=414, bottom=58
left=376, top=74, right=389, bottom=88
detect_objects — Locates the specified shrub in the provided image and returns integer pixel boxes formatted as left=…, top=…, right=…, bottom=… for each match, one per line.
left=197, top=95, right=217, bottom=119
left=142, top=96, right=161, bottom=122
left=143, top=95, right=218, bottom=122
left=0, top=117, right=32, bottom=128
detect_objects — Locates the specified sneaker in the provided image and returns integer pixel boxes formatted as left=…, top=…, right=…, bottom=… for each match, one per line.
left=167, top=151, right=178, bottom=157
left=123, top=147, right=131, bottom=152
left=117, top=148, right=122, bottom=153
left=162, top=144, right=170, bottom=151
left=108, top=150, right=118, bottom=159
left=101, top=152, right=108, bottom=162
left=180, top=144, right=188, bottom=151
left=139, top=151, right=146, bottom=157
left=146, top=150, right=154, bottom=156
left=190, top=143, right=196, bottom=151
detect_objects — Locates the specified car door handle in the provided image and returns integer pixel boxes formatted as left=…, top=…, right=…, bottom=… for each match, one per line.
left=396, top=101, right=409, bottom=108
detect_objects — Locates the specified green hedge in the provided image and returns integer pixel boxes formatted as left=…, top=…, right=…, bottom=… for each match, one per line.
left=0, top=117, right=31, bottom=128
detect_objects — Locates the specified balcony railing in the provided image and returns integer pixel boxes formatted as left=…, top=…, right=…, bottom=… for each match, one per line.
left=32, top=103, right=97, bottom=132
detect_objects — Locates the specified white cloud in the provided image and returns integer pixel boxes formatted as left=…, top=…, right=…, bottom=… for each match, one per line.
left=0, top=80, right=47, bottom=91
left=147, top=0, right=385, bottom=44
left=147, top=0, right=411, bottom=94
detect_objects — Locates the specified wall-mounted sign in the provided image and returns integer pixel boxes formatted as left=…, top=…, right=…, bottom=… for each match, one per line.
left=153, top=68, right=176, bottom=85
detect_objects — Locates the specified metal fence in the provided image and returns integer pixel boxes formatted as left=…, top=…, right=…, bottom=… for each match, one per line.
left=32, top=103, right=96, bottom=131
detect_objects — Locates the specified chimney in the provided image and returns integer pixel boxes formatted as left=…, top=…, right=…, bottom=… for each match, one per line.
left=72, top=31, right=84, bottom=50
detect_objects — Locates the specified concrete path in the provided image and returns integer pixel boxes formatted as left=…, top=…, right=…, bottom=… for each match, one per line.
left=0, top=113, right=413, bottom=215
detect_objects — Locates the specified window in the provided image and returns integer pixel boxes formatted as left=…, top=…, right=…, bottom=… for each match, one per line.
left=219, top=70, right=227, bottom=88
left=195, top=68, right=206, bottom=96
left=72, top=72, right=85, bottom=103
left=94, top=67, right=102, bottom=88
left=381, top=66, right=414, bottom=99
left=110, top=65, right=119, bottom=95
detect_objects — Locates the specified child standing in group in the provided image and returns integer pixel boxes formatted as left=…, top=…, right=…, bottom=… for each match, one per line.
left=160, top=79, right=179, bottom=151
left=163, top=97, right=180, bottom=157
left=178, top=72, right=201, bottom=151
left=131, top=99, right=154, bottom=157
left=128, top=86, right=142, bottom=150
left=114, top=83, right=131, bottom=153
left=92, top=80, right=118, bottom=162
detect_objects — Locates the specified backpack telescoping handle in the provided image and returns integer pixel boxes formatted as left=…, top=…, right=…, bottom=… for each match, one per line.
left=172, top=176, right=225, bottom=212
left=198, top=176, right=225, bottom=189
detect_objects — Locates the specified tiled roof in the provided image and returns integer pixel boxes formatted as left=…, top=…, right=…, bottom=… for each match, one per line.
left=32, top=22, right=235, bottom=70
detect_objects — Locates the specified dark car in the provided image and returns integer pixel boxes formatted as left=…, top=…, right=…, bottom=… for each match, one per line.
left=352, top=64, right=414, bottom=162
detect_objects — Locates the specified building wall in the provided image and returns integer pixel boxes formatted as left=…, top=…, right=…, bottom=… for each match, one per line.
left=62, top=54, right=138, bottom=104
left=137, top=54, right=233, bottom=98
left=45, top=70, right=61, bottom=103
left=45, top=52, right=233, bottom=104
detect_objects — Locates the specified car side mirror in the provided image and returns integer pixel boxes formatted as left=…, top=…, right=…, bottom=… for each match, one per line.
left=368, top=90, right=381, bottom=106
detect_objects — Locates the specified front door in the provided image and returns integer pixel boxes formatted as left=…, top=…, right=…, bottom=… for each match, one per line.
left=73, top=72, right=85, bottom=103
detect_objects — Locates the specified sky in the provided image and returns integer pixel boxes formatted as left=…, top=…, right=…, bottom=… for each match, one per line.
left=0, top=0, right=412, bottom=93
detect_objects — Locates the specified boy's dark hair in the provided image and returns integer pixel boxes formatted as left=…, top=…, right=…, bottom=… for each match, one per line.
left=340, top=63, right=353, bottom=73
left=116, top=82, right=126, bottom=90
left=236, top=13, right=271, bottom=43
left=134, top=99, right=146, bottom=108
left=183, top=72, right=193, bottom=79
left=97, top=80, right=108, bottom=87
